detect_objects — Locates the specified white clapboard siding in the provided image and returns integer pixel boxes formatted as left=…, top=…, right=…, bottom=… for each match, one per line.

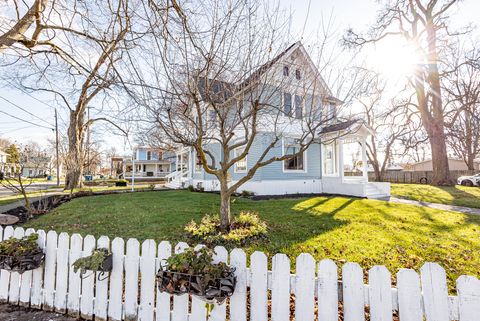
left=30, top=229, right=46, bottom=309
left=250, top=251, right=268, bottom=321
left=19, top=228, right=36, bottom=307
left=95, top=236, right=110, bottom=321
left=155, top=241, right=172, bottom=321
left=80, top=235, right=96, bottom=320
left=108, top=237, right=125, bottom=321
left=271, top=253, right=290, bottom=321
left=295, top=254, right=315, bottom=321
left=342, top=262, right=365, bottom=321
left=190, top=244, right=207, bottom=321
left=54, top=232, right=70, bottom=313
left=0, top=226, right=14, bottom=302
left=2, top=228, right=480, bottom=321
left=124, top=238, right=140, bottom=321
left=8, top=227, right=25, bottom=304
left=397, top=269, right=423, bottom=321
left=421, top=263, right=450, bottom=321
left=43, top=230, right=58, bottom=311
left=457, top=276, right=480, bottom=321
left=368, top=265, right=392, bottom=321
left=172, top=242, right=190, bottom=321
left=138, top=239, right=157, bottom=321
left=67, top=234, right=83, bottom=317
left=317, top=259, right=338, bottom=321
left=208, top=246, right=228, bottom=321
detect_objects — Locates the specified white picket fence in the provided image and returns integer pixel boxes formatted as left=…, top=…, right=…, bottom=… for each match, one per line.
left=0, top=226, right=479, bottom=321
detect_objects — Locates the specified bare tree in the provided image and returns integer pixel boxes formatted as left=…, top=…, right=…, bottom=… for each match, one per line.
left=344, top=0, right=465, bottom=185
left=444, top=43, right=480, bottom=170
left=127, top=0, right=364, bottom=231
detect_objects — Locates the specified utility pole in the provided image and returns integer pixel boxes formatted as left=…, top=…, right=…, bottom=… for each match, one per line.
left=86, top=106, right=90, bottom=175
left=55, top=109, right=60, bottom=187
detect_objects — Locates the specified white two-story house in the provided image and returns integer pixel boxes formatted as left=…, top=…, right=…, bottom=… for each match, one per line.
left=122, top=147, right=175, bottom=180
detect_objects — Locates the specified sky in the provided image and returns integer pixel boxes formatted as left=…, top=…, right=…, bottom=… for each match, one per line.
left=0, top=0, right=479, bottom=154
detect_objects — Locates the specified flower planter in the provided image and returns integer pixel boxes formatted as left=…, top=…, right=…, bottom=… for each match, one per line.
left=73, top=249, right=113, bottom=281
left=157, top=267, right=236, bottom=304
left=0, top=251, right=45, bottom=274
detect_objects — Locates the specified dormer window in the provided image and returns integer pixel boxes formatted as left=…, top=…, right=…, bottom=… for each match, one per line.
left=295, top=69, right=301, bottom=80
left=283, top=66, right=289, bottom=76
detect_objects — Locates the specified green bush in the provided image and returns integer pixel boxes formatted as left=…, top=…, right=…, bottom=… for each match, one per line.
left=185, top=211, right=268, bottom=247
left=240, top=190, right=255, bottom=197
left=0, top=234, right=41, bottom=257
left=187, top=185, right=195, bottom=192
left=163, top=247, right=228, bottom=278
left=72, top=248, right=110, bottom=274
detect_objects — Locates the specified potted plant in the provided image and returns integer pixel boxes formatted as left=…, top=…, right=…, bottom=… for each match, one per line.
left=72, top=248, right=112, bottom=280
left=157, top=247, right=236, bottom=304
left=0, top=233, right=44, bottom=274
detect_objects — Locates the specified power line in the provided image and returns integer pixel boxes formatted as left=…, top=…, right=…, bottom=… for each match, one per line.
left=0, top=96, right=54, bottom=127
left=0, top=110, right=54, bottom=130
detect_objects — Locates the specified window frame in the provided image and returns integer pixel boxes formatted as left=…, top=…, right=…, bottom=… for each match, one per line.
left=294, top=94, right=303, bottom=119
left=234, top=147, right=248, bottom=173
left=194, top=151, right=202, bottom=173
left=282, top=138, right=307, bottom=173
left=283, top=65, right=289, bottom=76
left=146, top=150, right=152, bottom=160
left=322, top=142, right=337, bottom=176
left=295, top=69, right=301, bottom=80
left=283, top=92, right=292, bottom=116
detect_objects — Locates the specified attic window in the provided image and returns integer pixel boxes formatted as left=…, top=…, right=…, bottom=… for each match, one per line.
left=283, top=66, right=289, bottom=76
left=295, top=69, right=301, bottom=80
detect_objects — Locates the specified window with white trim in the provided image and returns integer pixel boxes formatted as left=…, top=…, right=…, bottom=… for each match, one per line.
left=234, top=148, right=247, bottom=173
left=283, top=66, right=289, bottom=76
left=195, top=153, right=202, bottom=172
left=322, top=142, right=336, bottom=175
left=147, top=151, right=152, bottom=160
left=283, top=92, right=292, bottom=116
left=283, top=142, right=304, bottom=171
left=294, top=95, right=303, bottom=119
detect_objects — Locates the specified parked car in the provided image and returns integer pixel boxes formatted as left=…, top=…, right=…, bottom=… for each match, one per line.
left=457, top=173, right=480, bottom=187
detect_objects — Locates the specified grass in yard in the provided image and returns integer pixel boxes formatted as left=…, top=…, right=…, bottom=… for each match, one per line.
left=392, top=183, right=480, bottom=208
left=23, top=190, right=480, bottom=289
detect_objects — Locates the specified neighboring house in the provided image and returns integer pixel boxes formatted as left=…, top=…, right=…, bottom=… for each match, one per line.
left=165, top=42, right=390, bottom=199
left=122, top=147, right=175, bottom=180
left=404, top=158, right=480, bottom=171
left=21, top=155, right=53, bottom=178
left=0, top=150, right=19, bottom=177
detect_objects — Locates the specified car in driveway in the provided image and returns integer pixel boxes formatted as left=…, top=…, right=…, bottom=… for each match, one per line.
left=457, top=173, right=480, bottom=187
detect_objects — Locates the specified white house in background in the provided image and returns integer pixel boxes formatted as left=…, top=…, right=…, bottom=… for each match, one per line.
left=122, top=147, right=175, bottom=180
left=165, top=41, right=390, bottom=199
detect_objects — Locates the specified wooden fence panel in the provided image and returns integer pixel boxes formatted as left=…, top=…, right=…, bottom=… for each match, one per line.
left=80, top=235, right=96, bottom=320
left=172, top=242, right=189, bottom=321
left=368, top=266, right=392, bottom=321
left=208, top=246, right=229, bottom=321
left=229, top=249, right=247, bottom=321
left=124, top=238, right=140, bottom=321
left=54, top=232, right=70, bottom=313
left=30, top=229, right=46, bottom=309
left=317, top=259, right=338, bottom=321
left=457, top=276, right=480, bottom=321
left=109, top=237, right=125, bottom=321
left=138, top=239, right=157, bottom=321
left=421, top=263, right=449, bottom=321
left=43, top=230, right=58, bottom=311
left=342, top=262, right=365, bottom=321
left=8, top=227, right=25, bottom=304
left=0, top=226, right=14, bottom=302
left=67, top=233, right=83, bottom=318
left=271, top=253, right=290, bottom=321
left=95, top=236, right=110, bottom=321
left=295, top=254, right=315, bottom=321
left=155, top=241, right=172, bottom=321
left=250, top=251, right=268, bottom=321
left=19, top=228, right=36, bottom=307
left=397, top=269, right=423, bottom=321
left=190, top=244, right=207, bottom=321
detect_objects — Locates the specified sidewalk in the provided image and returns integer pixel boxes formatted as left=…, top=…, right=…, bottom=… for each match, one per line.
left=390, top=197, right=480, bottom=216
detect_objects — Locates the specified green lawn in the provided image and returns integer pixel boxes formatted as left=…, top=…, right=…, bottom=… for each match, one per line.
left=23, top=190, right=480, bottom=289
left=392, top=183, right=480, bottom=208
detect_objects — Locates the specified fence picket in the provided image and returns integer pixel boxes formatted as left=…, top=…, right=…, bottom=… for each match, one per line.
left=420, top=263, right=449, bottom=321
left=19, top=228, right=36, bottom=307
left=317, top=259, right=338, bottom=321
left=95, top=236, right=110, bottom=321
left=271, top=254, right=290, bottom=321
left=295, top=254, right=315, bottom=321
left=172, top=242, right=189, bottom=321
left=54, top=232, right=70, bottom=313
left=8, top=227, right=25, bottom=304
left=43, top=230, right=58, bottom=311
left=0, top=226, right=14, bottom=302
left=368, top=266, right=392, bottom=321
left=138, top=239, right=157, bottom=321
left=80, top=235, right=96, bottom=320
left=342, top=262, right=365, bottom=321
left=208, top=246, right=228, bottom=321
left=108, top=237, right=125, bottom=321
left=30, top=229, right=46, bottom=308
left=155, top=241, right=172, bottom=321
left=67, top=234, right=83, bottom=317
left=229, top=249, right=247, bottom=321
left=191, top=244, right=207, bottom=321
left=457, top=276, right=480, bottom=321
left=397, top=269, right=422, bottom=321
left=124, top=238, right=140, bottom=321
left=250, top=251, right=268, bottom=321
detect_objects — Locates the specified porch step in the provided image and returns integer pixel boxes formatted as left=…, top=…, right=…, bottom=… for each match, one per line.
left=165, top=180, right=182, bottom=189
left=365, top=183, right=390, bottom=200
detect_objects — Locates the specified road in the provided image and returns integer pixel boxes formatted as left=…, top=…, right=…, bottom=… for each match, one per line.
left=0, top=182, right=63, bottom=198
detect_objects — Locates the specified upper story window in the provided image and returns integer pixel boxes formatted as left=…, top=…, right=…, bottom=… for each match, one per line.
left=295, top=69, right=301, bottom=80
left=147, top=151, right=152, bottom=160
left=283, top=92, right=292, bottom=116
left=284, top=142, right=305, bottom=171
left=326, top=104, right=336, bottom=122
left=294, top=95, right=303, bottom=119
left=283, top=66, right=289, bottom=77
left=234, top=148, right=247, bottom=173
left=208, top=110, right=217, bottom=127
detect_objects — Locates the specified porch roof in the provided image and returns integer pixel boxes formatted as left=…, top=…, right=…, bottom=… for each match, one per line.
left=125, top=160, right=171, bottom=165
left=319, top=119, right=374, bottom=138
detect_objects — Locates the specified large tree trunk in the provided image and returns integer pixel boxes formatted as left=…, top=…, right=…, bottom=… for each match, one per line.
left=65, top=110, right=85, bottom=190
left=219, top=179, right=231, bottom=232
left=429, top=124, right=452, bottom=185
